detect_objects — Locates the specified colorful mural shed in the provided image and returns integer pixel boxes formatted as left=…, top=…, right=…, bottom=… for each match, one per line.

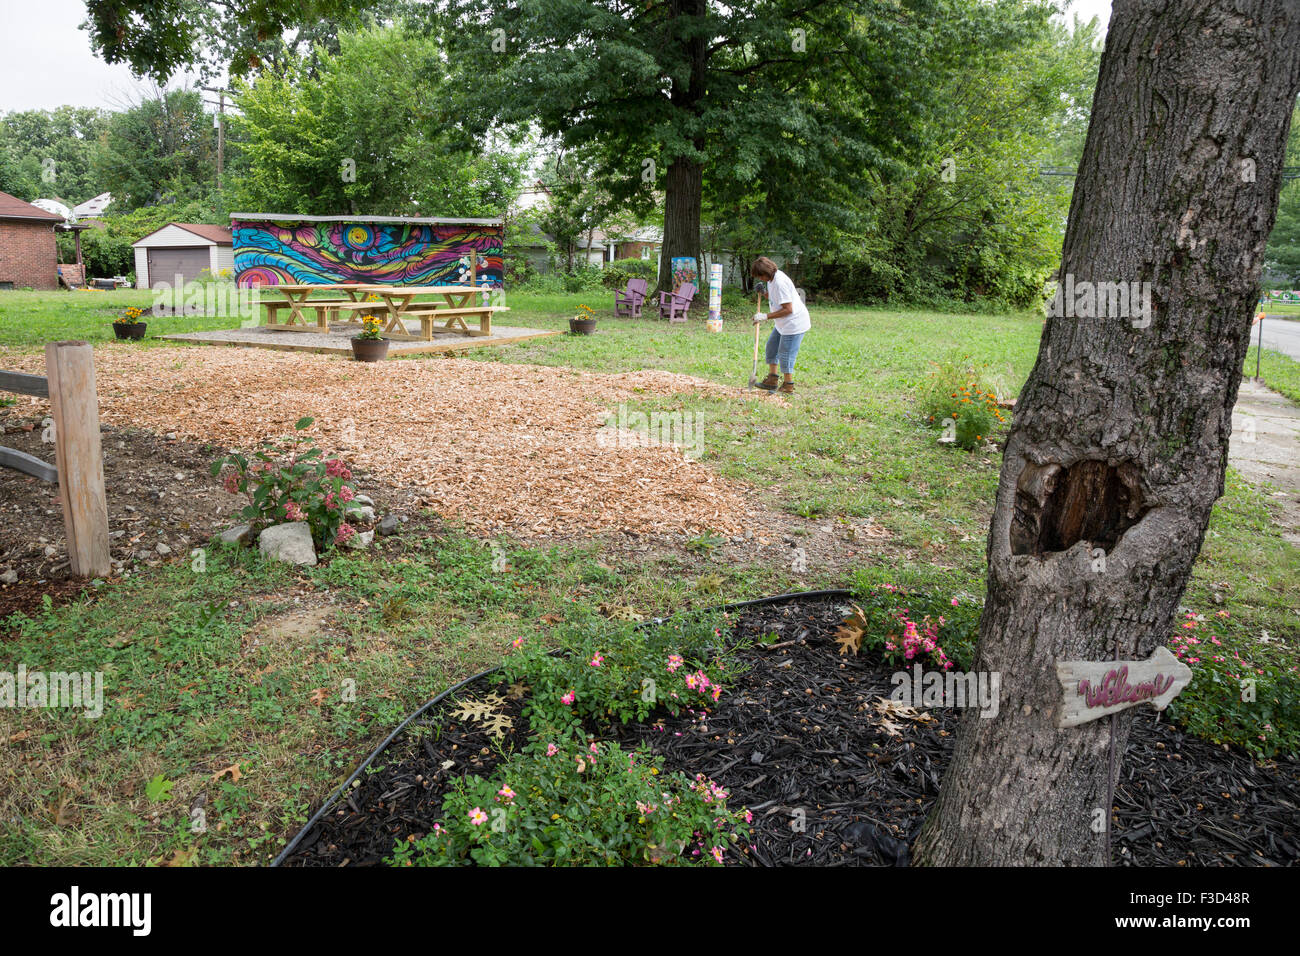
left=230, top=214, right=504, bottom=288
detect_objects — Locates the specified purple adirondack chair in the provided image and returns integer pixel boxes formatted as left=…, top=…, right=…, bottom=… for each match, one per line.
left=659, top=282, right=697, bottom=322
left=614, top=277, right=648, bottom=317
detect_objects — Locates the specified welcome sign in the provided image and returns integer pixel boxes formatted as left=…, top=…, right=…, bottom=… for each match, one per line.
left=1055, top=646, right=1192, bottom=728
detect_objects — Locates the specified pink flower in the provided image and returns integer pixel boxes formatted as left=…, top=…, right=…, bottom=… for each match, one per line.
left=497, top=785, right=516, bottom=803
left=338, top=485, right=355, bottom=503
left=667, top=655, right=684, bottom=673
left=589, top=652, right=604, bottom=668
left=324, top=491, right=337, bottom=511
left=284, top=501, right=306, bottom=521
left=335, top=522, right=356, bottom=545
left=325, top=459, right=352, bottom=479
left=561, top=691, right=575, bottom=706
left=711, top=846, right=724, bottom=864
left=950, top=597, right=959, bottom=606
left=223, top=473, right=239, bottom=494
left=468, top=807, right=487, bottom=826
left=546, top=743, right=559, bottom=756
left=512, top=637, right=524, bottom=649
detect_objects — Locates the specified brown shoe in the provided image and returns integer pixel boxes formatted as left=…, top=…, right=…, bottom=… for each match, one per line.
left=756, top=373, right=779, bottom=390
left=778, top=381, right=795, bottom=394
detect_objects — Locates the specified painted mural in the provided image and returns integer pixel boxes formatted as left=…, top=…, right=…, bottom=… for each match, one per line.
left=232, top=218, right=505, bottom=288
left=670, top=256, right=698, bottom=293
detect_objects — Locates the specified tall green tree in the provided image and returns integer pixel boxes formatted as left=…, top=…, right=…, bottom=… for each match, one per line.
left=94, top=89, right=218, bottom=210
left=915, top=0, right=1300, bottom=866
left=432, top=0, right=1052, bottom=294
left=0, top=107, right=110, bottom=204
left=230, top=25, right=523, bottom=217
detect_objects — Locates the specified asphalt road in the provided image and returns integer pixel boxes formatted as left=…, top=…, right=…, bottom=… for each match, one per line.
left=1255, top=314, right=1300, bottom=361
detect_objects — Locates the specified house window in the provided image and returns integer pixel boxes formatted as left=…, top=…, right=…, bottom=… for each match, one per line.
left=640, top=246, right=652, bottom=260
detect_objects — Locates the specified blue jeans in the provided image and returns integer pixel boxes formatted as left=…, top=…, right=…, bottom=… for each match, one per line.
left=765, top=328, right=805, bottom=375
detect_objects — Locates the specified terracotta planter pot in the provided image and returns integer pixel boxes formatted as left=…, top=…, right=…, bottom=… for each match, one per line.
left=351, top=337, right=390, bottom=362
left=569, top=317, right=597, bottom=335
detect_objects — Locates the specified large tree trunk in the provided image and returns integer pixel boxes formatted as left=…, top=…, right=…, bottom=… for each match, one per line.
left=655, top=0, right=707, bottom=299
left=660, top=157, right=704, bottom=294
left=913, top=0, right=1300, bottom=867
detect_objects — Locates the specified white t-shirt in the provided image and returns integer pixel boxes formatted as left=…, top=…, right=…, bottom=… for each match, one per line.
left=766, top=269, right=810, bottom=335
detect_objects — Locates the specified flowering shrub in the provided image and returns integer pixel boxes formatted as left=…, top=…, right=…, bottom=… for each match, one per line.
left=210, top=417, right=362, bottom=550
left=852, top=584, right=980, bottom=671
left=389, top=737, right=750, bottom=866
left=497, top=612, right=740, bottom=728
left=1165, top=609, right=1300, bottom=759
left=114, top=306, right=146, bottom=325
left=918, top=358, right=1008, bottom=450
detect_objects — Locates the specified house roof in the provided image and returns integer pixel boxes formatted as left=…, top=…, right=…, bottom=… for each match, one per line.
left=0, top=190, right=65, bottom=223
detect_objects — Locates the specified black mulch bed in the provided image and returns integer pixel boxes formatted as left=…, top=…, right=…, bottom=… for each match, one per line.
left=280, top=595, right=1300, bottom=867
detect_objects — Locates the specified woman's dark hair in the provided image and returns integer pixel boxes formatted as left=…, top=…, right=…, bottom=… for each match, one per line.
left=750, top=256, right=778, bottom=279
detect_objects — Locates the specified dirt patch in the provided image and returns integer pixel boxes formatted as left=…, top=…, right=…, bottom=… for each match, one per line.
left=0, top=411, right=243, bottom=626
left=0, top=346, right=776, bottom=539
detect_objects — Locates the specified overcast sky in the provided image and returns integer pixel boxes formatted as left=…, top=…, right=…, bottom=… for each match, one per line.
left=0, top=0, right=1114, bottom=114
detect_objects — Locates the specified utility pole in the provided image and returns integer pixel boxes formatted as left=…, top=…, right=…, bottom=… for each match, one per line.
left=202, top=86, right=226, bottom=191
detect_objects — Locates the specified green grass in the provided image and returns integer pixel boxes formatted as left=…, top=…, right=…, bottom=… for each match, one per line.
left=1262, top=301, right=1300, bottom=317
left=0, top=532, right=838, bottom=866
left=1244, top=345, right=1300, bottom=404
left=1, top=287, right=1297, bottom=865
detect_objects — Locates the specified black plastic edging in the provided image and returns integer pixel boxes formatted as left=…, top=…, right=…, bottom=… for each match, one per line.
left=270, top=587, right=852, bottom=866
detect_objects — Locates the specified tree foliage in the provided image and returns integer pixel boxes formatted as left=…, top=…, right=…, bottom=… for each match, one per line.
left=0, top=107, right=109, bottom=204
left=229, top=25, right=525, bottom=217
left=81, top=0, right=374, bottom=82
left=1264, top=100, right=1300, bottom=286
left=95, top=89, right=218, bottom=211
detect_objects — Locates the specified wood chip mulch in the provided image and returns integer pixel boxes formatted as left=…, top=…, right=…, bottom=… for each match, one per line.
left=280, top=595, right=1300, bottom=867
left=0, top=346, right=768, bottom=538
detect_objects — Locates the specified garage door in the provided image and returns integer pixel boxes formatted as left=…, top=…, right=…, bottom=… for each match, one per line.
left=146, top=247, right=209, bottom=287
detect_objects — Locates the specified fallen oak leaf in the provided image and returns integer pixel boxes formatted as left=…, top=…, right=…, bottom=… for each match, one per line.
left=308, top=687, right=329, bottom=706
left=212, top=763, right=242, bottom=784
left=157, top=847, right=198, bottom=867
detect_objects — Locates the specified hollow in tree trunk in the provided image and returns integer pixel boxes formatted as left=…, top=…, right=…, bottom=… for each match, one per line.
left=913, top=0, right=1300, bottom=866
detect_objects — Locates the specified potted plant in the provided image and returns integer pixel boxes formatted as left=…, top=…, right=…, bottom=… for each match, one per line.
left=569, top=303, right=597, bottom=335
left=350, top=314, right=390, bottom=362
left=113, top=307, right=148, bottom=340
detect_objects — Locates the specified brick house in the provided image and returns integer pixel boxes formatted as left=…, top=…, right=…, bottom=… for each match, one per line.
left=0, top=191, right=63, bottom=290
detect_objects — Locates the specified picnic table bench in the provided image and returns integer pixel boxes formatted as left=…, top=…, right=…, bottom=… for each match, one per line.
left=260, top=283, right=374, bottom=331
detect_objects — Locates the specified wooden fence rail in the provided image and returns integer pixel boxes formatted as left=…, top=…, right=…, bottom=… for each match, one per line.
left=1, top=342, right=111, bottom=578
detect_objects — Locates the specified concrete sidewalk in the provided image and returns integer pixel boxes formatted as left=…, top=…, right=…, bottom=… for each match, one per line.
left=1230, top=379, right=1300, bottom=546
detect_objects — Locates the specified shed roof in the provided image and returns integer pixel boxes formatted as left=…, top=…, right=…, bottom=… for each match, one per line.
left=133, top=223, right=233, bottom=246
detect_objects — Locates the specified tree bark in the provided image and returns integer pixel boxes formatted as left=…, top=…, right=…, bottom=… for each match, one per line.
left=913, top=0, right=1300, bottom=867
left=655, top=0, right=707, bottom=299
left=660, top=156, right=704, bottom=294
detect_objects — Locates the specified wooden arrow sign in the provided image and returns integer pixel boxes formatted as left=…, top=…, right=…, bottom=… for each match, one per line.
left=1055, top=646, right=1192, bottom=728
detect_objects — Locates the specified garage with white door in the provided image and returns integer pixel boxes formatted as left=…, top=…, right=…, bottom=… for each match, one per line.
left=132, top=223, right=234, bottom=288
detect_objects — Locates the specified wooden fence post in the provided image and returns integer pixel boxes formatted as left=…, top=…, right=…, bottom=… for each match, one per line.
left=44, top=341, right=110, bottom=578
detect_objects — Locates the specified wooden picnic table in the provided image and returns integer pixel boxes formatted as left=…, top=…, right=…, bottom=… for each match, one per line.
left=259, top=283, right=374, bottom=331
left=335, top=284, right=505, bottom=340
